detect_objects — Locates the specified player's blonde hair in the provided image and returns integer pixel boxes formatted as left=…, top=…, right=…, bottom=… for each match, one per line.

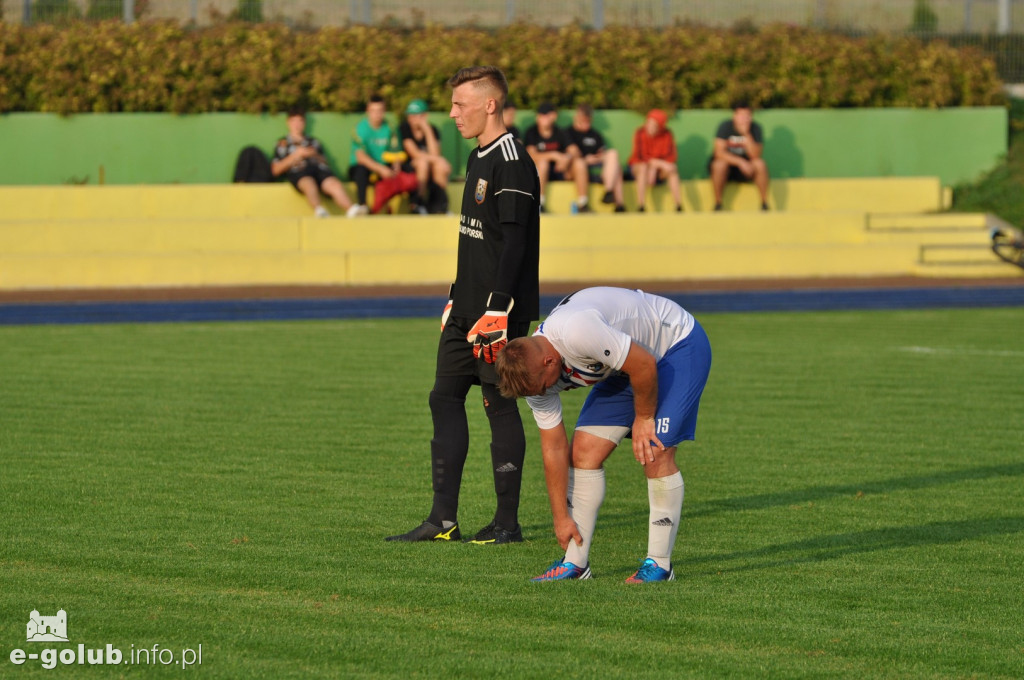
left=447, top=66, right=508, bottom=110
left=494, top=337, right=534, bottom=399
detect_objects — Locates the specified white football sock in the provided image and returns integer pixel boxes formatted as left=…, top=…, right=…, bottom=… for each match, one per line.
left=646, top=472, right=684, bottom=571
left=564, top=467, right=605, bottom=568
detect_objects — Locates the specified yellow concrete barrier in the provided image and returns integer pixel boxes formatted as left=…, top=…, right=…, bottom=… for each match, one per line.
left=0, top=218, right=302, bottom=255
left=0, top=179, right=1019, bottom=291
left=543, top=176, right=946, bottom=214
left=0, top=185, right=310, bottom=220
left=867, top=213, right=989, bottom=230
left=0, top=176, right=945, bottom=220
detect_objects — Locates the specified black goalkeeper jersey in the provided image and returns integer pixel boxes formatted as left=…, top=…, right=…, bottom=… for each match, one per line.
left=451, top=132, right=540, bottom=324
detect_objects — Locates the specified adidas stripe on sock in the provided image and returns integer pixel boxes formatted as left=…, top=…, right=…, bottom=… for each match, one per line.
left=564, top=467, right=605, bottom=568
left=647, top=472, right=684, bottom=571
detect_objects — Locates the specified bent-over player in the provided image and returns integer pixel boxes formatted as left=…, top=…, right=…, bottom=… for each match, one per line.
left=495, top=287, right=712, bottom=581
left=386, top=66, right=541, bottom=544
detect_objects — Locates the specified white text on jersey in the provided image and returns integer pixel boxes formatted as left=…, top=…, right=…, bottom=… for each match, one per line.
left=459, top=215, right=484, bottom=239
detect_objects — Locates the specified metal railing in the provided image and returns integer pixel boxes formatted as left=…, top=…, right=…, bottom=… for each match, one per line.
left=5, top=0, right=1020, bottom=32
left=6, top=0, right=1023, bottom=80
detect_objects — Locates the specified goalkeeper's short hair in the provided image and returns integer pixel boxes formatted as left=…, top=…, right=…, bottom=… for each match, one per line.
left=447, top=66, right=508, bottom=111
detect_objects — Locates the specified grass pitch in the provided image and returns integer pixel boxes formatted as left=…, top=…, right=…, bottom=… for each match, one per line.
left=1, top=307, right=1022, bottom=678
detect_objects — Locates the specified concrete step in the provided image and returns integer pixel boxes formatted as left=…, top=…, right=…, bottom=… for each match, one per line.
left=0, top=175, right=948, bottom=221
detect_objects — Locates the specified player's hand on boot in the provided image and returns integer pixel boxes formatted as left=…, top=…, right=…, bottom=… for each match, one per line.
left=467, top=292, right=514, bottom=363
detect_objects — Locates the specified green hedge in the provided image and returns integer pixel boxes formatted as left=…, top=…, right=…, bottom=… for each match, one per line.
left=0, top=21, right=1004, bottom=114
left=940, top=34, right=1024, bottom=84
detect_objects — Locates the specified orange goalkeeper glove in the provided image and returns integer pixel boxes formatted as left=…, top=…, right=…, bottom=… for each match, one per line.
left=467, top=292, right=514, bottom=363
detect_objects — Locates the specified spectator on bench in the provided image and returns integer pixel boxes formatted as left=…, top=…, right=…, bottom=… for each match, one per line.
left=628, top=109, right=683, bottom=213
left=525, top=102, right=591, bottom=213
left=349, top=94, right=402, bottom=213
left=708, top=100, right=770, bottom=211
left=272, top=106, right=364, bottom=218
left=400, top=98, right=452, bottom=214
left=568, top=103, right=626, bottom=213
left=503, top=100, right=522, bottom=143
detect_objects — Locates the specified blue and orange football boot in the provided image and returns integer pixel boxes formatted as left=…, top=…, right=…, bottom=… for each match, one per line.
left=531, top=558, right=592, bottom=581
left=625, top=558, right=675, bottom=583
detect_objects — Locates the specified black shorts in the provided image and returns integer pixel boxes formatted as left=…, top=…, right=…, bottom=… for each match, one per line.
left=435, top=316, right=531, bottom=384
left=287, top=166, right=335, bottom=190
left=546, top=161, right=567, bottom=182
left=707, top=156, right=752, bottom=183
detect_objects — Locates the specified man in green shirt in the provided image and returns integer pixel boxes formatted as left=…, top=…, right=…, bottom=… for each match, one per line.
left=348, top=94, right=401, bottom=210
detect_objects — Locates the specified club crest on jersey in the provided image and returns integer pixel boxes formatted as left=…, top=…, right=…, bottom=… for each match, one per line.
left=475, top=179, right=488, bottom=204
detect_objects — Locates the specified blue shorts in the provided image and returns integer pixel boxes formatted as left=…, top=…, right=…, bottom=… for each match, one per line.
left=575, top=320, right=712, bottom=447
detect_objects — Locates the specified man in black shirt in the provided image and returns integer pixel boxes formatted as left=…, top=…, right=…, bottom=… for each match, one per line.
left=386, top=66, right=540, bottom=545
left=524, top=102, right=590, bottom=213
left=399, top=98, right=452, bottom=214
left=271, top=106, right=365, bottom=218
left=567, top=103, right=626, bottom=212
left=708, top=100, right=771, bottom=211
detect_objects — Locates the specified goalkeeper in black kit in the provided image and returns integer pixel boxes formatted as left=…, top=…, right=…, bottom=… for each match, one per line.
left=386, top=66, right=541, bottom=544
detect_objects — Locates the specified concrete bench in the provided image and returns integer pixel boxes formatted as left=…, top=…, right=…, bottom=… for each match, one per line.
left=0, top=176, right=947, bottom=220
left=1, top=178, right=1015, bottom=291
left=540, top=176, right=949, bottom=214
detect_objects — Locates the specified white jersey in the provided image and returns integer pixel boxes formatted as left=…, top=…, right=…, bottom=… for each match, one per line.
left=525, top=287, right=695, bottom=429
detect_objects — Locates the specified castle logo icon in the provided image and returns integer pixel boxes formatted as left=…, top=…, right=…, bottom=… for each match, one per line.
left=26, top=609, right=68, bottom=643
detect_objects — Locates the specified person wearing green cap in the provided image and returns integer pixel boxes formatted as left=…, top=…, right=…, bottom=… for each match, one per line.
left=400, top=98, right=452, bottom=214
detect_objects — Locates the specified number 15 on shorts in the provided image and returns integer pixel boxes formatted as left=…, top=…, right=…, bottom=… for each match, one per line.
left=656, top=417, right=671, bottom=435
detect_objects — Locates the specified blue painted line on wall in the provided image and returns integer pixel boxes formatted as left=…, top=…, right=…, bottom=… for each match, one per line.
left=1, top=285, right=1022, bottom=326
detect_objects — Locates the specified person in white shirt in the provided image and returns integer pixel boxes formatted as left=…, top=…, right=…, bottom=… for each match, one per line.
left=495, top=287, right=712, bottom=582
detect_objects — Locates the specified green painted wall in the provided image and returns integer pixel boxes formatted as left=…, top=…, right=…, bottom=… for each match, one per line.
left=573, top=107, right=1008, bottom=186
left=0, top=108, right=1006, bottom=187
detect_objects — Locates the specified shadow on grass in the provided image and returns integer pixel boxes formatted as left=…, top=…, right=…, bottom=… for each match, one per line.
left=683, top=515, right=1024, bottom=574
left=521, top=464, right=1024, bottom=542
left=687, top=463, right=1024, bottom=519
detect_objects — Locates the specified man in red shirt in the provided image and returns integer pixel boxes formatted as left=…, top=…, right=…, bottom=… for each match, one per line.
left=628, top=109, right=683, bottom=213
